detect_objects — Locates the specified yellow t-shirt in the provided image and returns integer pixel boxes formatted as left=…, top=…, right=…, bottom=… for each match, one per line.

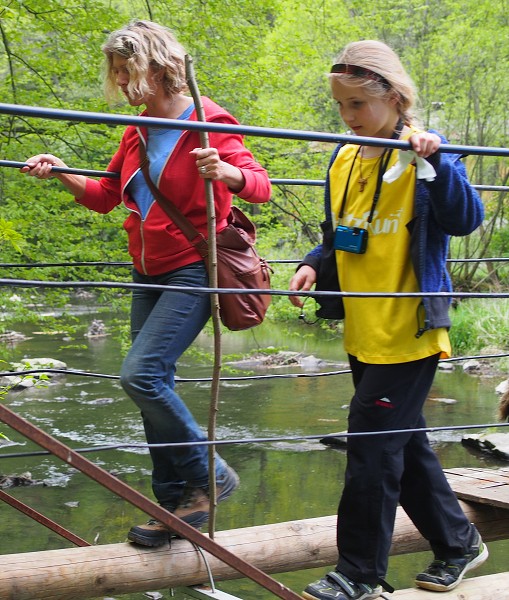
left=329, top=137, right=451, bottom=364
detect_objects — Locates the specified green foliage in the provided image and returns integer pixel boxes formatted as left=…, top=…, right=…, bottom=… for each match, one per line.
left=0, top=377, right=13, bottom=441
left=449, top=299, right=509, bottom=370
left=448, top=303, right=480, bottom=355
left=0, top=0, right=507, bottom=313
left=0, top=217, right=25, bottom=252
left=490, top=227, right=509, bottom=258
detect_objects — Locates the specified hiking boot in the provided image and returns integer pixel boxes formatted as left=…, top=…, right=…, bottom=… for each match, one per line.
left=415, top=526, right=489, bottom=592
left=302, top=571, right=382, bottom=600
left=127, top=518, right=173, bottom=547
left=127, top=465, right=239, bottom=547
left=173, top=464, right=240, bottom=528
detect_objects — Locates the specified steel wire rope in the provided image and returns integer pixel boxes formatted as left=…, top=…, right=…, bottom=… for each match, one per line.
left=3, top=158, right=509, bottom=193
left=2, top=277, right=509, bottom=300
left=1, top=257, right=509, bottom=269
left=2, top=102, right=509, bottom=156
left=0, top=367, right=352, bottom=382
left=270, top=179, right=509, bottom=192
left=1, top=106, right=507, bottom=476
left=1, top=104, right=507, bottom=587
left=1, top=351, right=508, bottom=383
left=3, top=158, right=509, bottom=205
left=1, top=421, right=508, bottom=461
left=4, top=156, right=509, bottom=192
left=189, top=545, right=217, bottom=594
left=1, top=279, right=507, bottom=416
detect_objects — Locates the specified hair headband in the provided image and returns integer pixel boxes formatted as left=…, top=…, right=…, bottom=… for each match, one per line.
left=330, top=63, right=392, bottom=90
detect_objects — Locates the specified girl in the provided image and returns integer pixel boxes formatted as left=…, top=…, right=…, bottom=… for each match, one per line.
left=23, top=20, right=271, bottom=547
left=289, top=40, right=486, bottom=599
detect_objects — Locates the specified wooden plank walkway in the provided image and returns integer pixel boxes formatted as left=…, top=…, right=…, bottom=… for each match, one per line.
left=445, top=466, right=509, bottom=509
left=392, top=572, right=509, bottom=599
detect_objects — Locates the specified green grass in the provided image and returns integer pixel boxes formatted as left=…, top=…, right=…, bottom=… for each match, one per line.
left=449, top=298, right=509, bottom=370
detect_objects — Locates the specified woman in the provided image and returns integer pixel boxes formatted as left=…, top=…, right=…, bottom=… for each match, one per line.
left=289, top=40, right=486, bottom=599
left=22, top=19, right=271, bottom=547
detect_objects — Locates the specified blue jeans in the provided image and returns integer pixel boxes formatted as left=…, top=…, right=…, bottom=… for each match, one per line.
left=120, top=262, right=227, bottom=509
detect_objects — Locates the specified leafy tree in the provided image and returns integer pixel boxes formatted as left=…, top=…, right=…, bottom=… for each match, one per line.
left=0, top=0, right=506, bottom=290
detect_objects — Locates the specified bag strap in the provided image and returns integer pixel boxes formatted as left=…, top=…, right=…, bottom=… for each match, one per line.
left=138, top=141, right=209, bottom=258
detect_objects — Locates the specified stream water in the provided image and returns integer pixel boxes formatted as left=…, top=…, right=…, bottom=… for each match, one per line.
left=0, top=305, right=507, bottom=600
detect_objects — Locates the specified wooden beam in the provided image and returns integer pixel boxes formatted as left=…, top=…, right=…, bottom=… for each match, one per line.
left=0, top=501, right=508, bottom=600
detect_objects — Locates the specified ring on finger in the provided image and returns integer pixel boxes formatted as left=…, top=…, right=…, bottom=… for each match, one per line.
left=199, top=166, right=207, bottom=174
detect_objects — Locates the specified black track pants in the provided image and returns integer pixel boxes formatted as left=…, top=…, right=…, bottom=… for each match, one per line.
left=336, top=353, right=472, bottom=584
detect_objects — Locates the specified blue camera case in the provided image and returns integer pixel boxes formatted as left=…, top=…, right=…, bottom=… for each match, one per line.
left=333, top=225, right=368, bottom=254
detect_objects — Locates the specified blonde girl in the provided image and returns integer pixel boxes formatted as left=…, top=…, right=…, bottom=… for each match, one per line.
left=290, top=40, right=486, bottom=600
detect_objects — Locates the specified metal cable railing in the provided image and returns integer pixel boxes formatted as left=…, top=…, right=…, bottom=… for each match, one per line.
left=0, top=102, right=507, bottom=596
left=0, top=257, right=508, bottom=269
left=2, top=102, right=509, bottom=157
left=1, top=351, right=508, bottom=384
left=1, top=421, right=508, bottom=461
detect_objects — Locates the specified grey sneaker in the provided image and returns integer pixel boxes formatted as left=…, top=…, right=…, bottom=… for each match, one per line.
left=415, top=526, right=489, bottom=591
left=302, top=571, right=382, bottom=600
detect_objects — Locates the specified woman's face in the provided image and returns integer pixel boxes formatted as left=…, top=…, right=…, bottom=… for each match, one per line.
left=330, top=78, right=399, bottom=139
left=111, top=54, right=160, bottom=107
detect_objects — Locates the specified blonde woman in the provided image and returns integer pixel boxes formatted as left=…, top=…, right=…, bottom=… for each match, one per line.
left=23, top=20, right=271, bottom=547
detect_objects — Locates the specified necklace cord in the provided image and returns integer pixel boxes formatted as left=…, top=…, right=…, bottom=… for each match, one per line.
left=337, top=118, right=404, bottom=224
left=358, top=149, right=382, bottom=191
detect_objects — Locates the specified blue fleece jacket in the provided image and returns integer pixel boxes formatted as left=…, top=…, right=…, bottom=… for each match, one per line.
left=300, top=132, right=484, bottom=336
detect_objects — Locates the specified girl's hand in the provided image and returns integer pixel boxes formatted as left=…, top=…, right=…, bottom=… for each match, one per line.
left=288, top=265, right=317, bottom=308
left=408, top=132, right=441, bottom=158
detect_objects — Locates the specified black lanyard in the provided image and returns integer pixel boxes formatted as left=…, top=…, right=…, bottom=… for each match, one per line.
left=337, top=119, right=404, bottom=224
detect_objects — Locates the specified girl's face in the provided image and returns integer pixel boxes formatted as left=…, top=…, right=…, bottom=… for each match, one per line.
left=330, top=78, right=399, bottom=139
left=111, top=54, right=161, bottom=107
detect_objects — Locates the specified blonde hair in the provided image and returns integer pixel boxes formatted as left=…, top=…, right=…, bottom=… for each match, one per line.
left=102, top=20, right=187, bottom=104
left=330, top=40, right=419, bottom=126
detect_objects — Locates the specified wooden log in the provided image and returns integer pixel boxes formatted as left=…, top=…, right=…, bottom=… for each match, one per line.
left=0, top=501, right=508, bottom=600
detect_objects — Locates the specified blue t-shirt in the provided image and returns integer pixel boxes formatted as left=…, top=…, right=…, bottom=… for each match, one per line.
left=128, top=104, right=194, bottom=219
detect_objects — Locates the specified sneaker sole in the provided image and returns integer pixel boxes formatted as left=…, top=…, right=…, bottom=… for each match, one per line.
left=301, top=591, right=320, bottom=600
left=415, top=543, right=489, bottom=592
left=302, top=588, right=381, bottom=600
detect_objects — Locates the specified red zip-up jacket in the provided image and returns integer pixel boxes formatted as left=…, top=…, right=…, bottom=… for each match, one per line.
left=76, top=97, right=271, bottom=275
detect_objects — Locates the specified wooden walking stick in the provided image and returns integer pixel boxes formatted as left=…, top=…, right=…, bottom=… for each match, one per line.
left=185, top=54, right=222, bottom=538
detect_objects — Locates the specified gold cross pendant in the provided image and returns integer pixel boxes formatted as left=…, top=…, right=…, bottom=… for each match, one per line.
left=358, top=177, right=367, bottom=192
